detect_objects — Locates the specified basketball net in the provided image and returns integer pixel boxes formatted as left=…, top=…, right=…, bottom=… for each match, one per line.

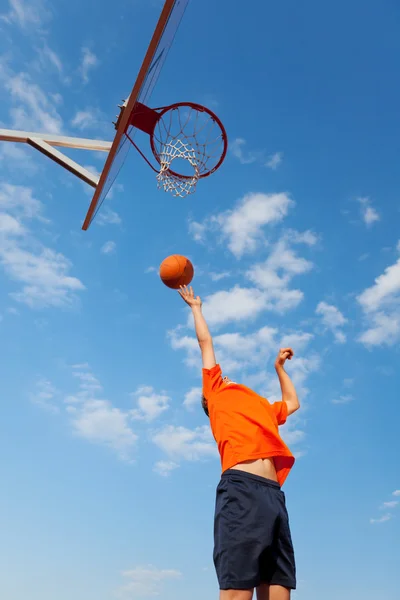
left=156, top=138, right=200, bottom=197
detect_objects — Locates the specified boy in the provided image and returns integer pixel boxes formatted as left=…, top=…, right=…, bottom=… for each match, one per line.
left=179, top=285, right=299, bottom=600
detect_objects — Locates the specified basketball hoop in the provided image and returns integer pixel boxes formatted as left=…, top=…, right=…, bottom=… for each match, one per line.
left=125, top=101, right=228, bottom=197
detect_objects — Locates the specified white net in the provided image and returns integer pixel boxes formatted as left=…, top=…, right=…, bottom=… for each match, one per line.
left=151, top=103, right=227, bottom=197
left=156, top=138, right=200, bottom=197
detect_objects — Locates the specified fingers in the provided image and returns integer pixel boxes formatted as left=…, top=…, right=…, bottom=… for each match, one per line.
left=279, top=347, right=294, bottom=360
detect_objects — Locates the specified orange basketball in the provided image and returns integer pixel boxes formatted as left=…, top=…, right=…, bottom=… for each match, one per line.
left=159, top=254, right=194, bottom=289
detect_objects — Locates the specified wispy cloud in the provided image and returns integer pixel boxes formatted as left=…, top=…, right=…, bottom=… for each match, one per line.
left=34, top=43, right=69, bottom=84
left=116, top=565, right=182, bottom=599
left=183, top=386, right=202, bottom=411
left=70, top=107, right=107, bottom=131
left=97, top=207, right=122, bottom=226
left=1, top=65, right=63, bottom=133
left=316, top=301, right=347, bottom=343
left=0, top=143, right=39, bottom=177
left=190, top=192, right=294, bottom=258
left=0, top=183, right=85, bottom=309
left=153, top=460, right=179, bottom=477
left=1, top=0, right=51, bottom=29
left=266, top=151, right=283, bottom=170
left=30, top=377, right=59, bottom=413
left=151, top=424, right=217, bottom=463
left=381, top=501, right=399, bottom=509
left=209, top=271, right=231, bottom=282
left=66, top=365, right=138, bottom=461
left=79, top=47, right=99, bottom=84
left=357, top=255, right=400, bottom=346
left=357, top=197, right=380, bottom=227
left=130, top=386, right=170, bottom=422
left=370, top=514, right=392, bottom=524
left=331, top=394, right=353, bottom=405
left=230, top=138, right=264, bottom=165
left=101, top=240, right=116, bottom=255
left=370, top=489, right=400, bottom=523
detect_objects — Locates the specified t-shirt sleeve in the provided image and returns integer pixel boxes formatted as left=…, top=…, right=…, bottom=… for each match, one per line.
left=202, top=364, right=223, bottom=399
left=272, top=400, right=288, bottom=426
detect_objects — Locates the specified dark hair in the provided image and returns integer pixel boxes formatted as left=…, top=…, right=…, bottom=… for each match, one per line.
left=201, top=394, right=209, bottom=418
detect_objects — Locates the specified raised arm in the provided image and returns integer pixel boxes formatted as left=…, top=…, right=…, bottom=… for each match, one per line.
left=275, top=348, right=300, bottom=416
left=178, top=286, right=216, bottom=369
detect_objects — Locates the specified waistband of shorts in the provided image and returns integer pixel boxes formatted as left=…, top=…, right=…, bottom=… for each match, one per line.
left=221, top=468, right=281, bottom=489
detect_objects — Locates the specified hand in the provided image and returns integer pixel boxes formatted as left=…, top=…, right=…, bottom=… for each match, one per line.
left=178, top=285, right=202, bottom=308
left=275, top=347, right=294, bottom=369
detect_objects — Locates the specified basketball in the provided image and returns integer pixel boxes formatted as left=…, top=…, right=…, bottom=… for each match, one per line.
left=159, top=254, right=194, bottom=289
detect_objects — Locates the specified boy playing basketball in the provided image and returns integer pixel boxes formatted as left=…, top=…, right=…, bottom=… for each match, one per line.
left=179, top=285, right=299, bottom=600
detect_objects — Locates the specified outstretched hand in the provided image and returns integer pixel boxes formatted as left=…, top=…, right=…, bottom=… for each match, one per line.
left=275, top=347, right=294, bottom=369
left=178, top=285, right=202, bottom=308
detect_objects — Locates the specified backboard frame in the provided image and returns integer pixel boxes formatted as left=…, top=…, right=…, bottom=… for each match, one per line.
left=81, top=0, right=189, bottom=230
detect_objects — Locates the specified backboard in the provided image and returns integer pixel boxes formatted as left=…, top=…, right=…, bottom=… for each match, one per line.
left=81, top=0, right=190, bottom=230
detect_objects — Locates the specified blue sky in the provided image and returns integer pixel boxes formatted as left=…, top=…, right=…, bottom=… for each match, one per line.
left=0, top=0, right=399, bottom=599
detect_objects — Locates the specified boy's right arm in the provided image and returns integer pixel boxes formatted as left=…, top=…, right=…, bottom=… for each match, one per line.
left=191, top=305, right=216, bottom=369
left=178, top=285, right=216, bottom=369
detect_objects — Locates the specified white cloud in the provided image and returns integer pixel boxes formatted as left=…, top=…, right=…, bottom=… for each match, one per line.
left=130, top=386, right=170, bottom=422
left=34, top=43, right=69, bottom=83
left=266, top=151, right=283, bottom=170
left=151, top=424, right=217, bottom=462
left=190, top=234, right=314, bottom=329
left=67, top=364, right=138, bottom=461
left=358, top=197, right=380, bottom=227
left=79, top=47, right=99, bottom=84
left=117, top=565, right=182, bottom=599
left=357, top=257, right=400, bottom=346
left=183, top=386, right=202, bottom=410
left=0, top=184, right=84, bottom=308
left=101, top=240, right=116, bottom=255
left=214, top=192, right=294, bottom=258
left=0, top=144, right=39, bottom=176
left=70, top=399, right=137, bottom=460
left=32, top=366, right=137, bottom=461
left=331, top=394, right=353, bottom=405
left=153, top=460, right=179, bottom=477
left=393, top=490, right=400, bottom=497
left=381, top=501, right=398, bottom=509
left=201, top=286, right=269, bottom=327
left=370, top=514, right=392, bottom=524
left=30, top=378, right=59, bottom=413
left=2, top=244, right=85, bottom=308
left=190, top=193, right=295, bottom=259
left=71, top=107, right=105, bottom=131
left=245, top=235, right=315, bottom=316
left=210, top=271, right=230, bottom=282
left=230, top=138, right=263, bottom=165
left=96, top=207, right=122, bottom=226
left=1, top=0, right=51, bottom=28
left=0, top=183, right=46, bottom=220
left=188, top=220, right=207, bottom=243
left=2, top=68, right=63, bottom=133
left=316, top=301, right=347, bottom=344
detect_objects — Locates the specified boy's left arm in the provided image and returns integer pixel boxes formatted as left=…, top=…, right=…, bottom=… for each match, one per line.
left=275, top=348, right=300, bottom=416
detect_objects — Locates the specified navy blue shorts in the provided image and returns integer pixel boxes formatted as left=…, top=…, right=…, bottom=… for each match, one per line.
left=213, top=469, right=296, bottom=590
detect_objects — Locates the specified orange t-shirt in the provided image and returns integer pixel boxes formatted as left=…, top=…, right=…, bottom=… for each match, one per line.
left=203, top=364, right=295, bottom=486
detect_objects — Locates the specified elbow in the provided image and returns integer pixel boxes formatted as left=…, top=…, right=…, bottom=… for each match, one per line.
left=199, top=335, right=213, bottom=347
left=285, top=398, right=300, bottom=416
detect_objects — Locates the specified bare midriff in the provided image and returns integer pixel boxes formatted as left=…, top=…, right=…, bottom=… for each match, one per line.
left=230, top=457, right=278, bottom=483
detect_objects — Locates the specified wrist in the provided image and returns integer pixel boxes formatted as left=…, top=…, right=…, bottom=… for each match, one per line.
left=191, top=304, right=202, bottom=314
left=275, top=362, right=285, bottom=373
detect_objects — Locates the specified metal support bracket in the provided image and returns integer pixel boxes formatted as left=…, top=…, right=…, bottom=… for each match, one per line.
left=0, top=128, right=112, bottom=188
